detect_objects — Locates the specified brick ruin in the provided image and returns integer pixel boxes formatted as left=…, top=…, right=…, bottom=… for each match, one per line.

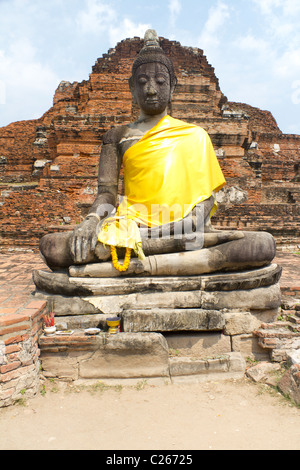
left=0, top=36, right=299, bottom=251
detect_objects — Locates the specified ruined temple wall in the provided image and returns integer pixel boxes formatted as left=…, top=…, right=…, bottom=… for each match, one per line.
left=0, top=120, right=43, bottom=182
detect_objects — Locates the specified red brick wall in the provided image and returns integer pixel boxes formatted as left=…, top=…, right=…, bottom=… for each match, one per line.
left=0, top=300, right=46, bottom=407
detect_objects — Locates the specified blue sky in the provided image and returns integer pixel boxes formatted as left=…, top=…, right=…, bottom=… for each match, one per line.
left=0, top=0, right=300, bottom=134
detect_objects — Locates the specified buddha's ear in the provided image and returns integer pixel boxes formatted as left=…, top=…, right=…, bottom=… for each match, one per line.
left=170, top=77, right=177, bottom=97
left=129, top=77, right=137, bottom=104
left=169, top=79, right=177, bottom=103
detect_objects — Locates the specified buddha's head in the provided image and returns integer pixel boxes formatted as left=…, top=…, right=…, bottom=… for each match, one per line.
left=129, top=30, right=177, bottom=116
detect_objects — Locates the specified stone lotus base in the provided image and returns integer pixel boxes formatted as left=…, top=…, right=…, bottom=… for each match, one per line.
left=34, top=263, right=282, bottom=381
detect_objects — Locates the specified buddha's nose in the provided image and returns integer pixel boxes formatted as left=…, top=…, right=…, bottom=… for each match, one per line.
left=146, top=82, right=157, bottom=95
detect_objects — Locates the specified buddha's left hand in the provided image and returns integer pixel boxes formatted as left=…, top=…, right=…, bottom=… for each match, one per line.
left=69, top=217, right=99, bottom=264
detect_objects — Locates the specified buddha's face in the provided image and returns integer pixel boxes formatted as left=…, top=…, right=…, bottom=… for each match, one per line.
left=131, top=62, right=174, bottom=116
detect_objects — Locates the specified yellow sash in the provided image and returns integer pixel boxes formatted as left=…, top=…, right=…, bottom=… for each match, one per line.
left=98, top=115, right=226, bottom=258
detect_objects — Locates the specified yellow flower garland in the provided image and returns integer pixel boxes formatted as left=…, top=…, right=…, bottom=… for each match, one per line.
left=110, top=246, right=132, bottom=272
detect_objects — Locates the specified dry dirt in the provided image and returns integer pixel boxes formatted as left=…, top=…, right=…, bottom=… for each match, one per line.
left=0, top=377, right=299, bottom=451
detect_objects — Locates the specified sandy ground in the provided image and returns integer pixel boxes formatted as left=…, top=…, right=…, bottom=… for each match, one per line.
left=0, top=377, right=299, bottom=451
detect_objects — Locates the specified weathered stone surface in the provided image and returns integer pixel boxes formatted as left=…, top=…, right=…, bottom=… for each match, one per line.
left=79, top=283, right=281, bottom=315
left=231, top=334, right=270, bottom=361
left=54, top=313, right=110, bottom=331
left=278, top=364, right=300, bottom=405
left=41, top=353, right=79, bottom=381
left=84, top=291, right=202, bottom=314
left=201, top=283, right=281, bottom=310
left=246, top=361, right=282, bottom=385
left=49, top=294, right=99, bottom=316
left=121, top=308, right=225, bottom=333
left=271, top=338, right=300, bottom=362
left=286, top=349, right=300, bottom=366
left=200, top=264, right=282, bottom=291
left=223, top=311, right=261, bottom=335
left=170, top=352, right=245, bottom=376
left=169, top=352, right=246, bottom=383
left=165, top=332, right=231, bottom=357
left=33, top=270, right=92, bottom=296
left=79, top=332, right=169, bottom=379
left=40, top=332, right=170, bottom=380
left=69, top=274, right=202, bottom=294
left=33, top=264, right=282, bottom=297
left=249, top=308, right=279, bottom=324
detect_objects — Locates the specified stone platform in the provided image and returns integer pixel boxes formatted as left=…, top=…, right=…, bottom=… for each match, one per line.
left=32, top=262, right=283, bottom=379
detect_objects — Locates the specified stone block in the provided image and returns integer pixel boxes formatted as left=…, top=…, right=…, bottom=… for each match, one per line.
left=82, top=283, right=281, bottom=315
left=79, top=333, right=169, bottom=379
left=201, top=284, right=281, bottom=311
left=40, top=352, right=79, bottom=381
left=224, top=311, right=261, bottom=335
left=84, top=291, right=202, bottom=315
left=250, top=308, right=280, bottom=323
left=40, top=332, right=170, bottom=380
left=121, top=308, right=225, bottom=333
left=231, top=333, right=270, bottom=361
left=169, top=352, right=246, bottom=383
left=246, top=362, right=282, bottom=385
left=54, top=314, right=110, bottom=331
left=165, top=332, right=231, bottom=357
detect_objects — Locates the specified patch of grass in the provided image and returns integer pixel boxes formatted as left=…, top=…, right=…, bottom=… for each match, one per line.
left=40, top=384, right=47, bottom=397
left=14, top=398, right=27, bottom=406
left=169, top=348, right=180, bottom=357
left=135, top=379, right=148, bottom=391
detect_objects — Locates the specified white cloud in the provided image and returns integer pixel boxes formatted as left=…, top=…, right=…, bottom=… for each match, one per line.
left=291, top=80, right=300, bottom=105
left=237, top=1, right=300, bottom=83
left=76, top=0, right=150, bottom=46
left=197, top=1, right=230, bottom=50
left=251, top=0, right=300, bottom=42
left=169, top=0, right=182, bottom=28
left=252, top=0, right=300, bottom=15
left=237, top=34, right=270, bottom=54
left=76, top=0, right=117, bottom=34
left=252, top=0, right=282, bottom=15
left=0, top=37, right=59, bottom=122
left=0, top=79, right=5, bottom=105
left=275, top=47, right=300, bottom=81
left=109, top=18, right=151, bottom=45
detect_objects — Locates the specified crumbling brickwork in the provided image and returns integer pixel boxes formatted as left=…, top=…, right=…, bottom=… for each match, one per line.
left=0, top=36, right=299, bottom=249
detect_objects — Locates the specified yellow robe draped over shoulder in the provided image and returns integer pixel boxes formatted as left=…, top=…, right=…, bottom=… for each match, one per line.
left=98, top=115, right=226, bottom=258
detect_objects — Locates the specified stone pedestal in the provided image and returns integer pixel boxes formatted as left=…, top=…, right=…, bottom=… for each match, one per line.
left=34, top=263, right=282, bottom=381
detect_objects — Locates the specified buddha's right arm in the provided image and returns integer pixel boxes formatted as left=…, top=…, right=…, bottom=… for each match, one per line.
left=87, top=138, right=122, bottom=220
left=69, top=135, right=122, bottom=263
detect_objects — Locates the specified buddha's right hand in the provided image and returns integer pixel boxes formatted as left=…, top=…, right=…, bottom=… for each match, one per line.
left=69, top=216, right=99, bottom=264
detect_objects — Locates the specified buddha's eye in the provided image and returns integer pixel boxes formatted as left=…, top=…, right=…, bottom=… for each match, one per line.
left=137, top=77, right=147, bottom=85
left=156, top=76, right=166, bottom=84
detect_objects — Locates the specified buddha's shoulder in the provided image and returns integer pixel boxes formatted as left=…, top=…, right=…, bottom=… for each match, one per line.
left=167, top=116, right=208, bottom=135
left=102, top=124, right=143, bottom=145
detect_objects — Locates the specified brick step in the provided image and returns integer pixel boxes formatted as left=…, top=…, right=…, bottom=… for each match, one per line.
left=253, top=320, right=300, bottom=362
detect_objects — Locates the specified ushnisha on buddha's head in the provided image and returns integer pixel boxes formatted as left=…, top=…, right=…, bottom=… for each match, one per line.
left=129, top=30, right=177, bottom=116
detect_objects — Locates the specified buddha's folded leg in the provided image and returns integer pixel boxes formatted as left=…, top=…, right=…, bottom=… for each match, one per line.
left=75, top=230, right=275, bottom=277
left=143, top=231, right=276, bottom=276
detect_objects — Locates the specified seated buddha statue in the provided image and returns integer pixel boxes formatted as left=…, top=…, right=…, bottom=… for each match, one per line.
left=39, top=30, right=276, bottom=277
